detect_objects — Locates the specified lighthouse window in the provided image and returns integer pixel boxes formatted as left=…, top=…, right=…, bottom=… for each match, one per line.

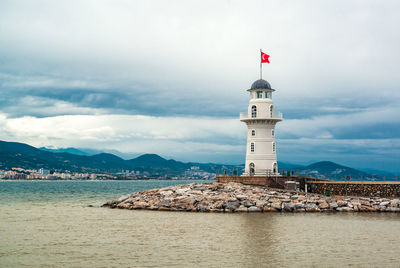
left=257, top=91, right=263, bottom=98
left=265, top=92, right=269, bottom=98
left=251, top=130, right=255, bottom=136
left=270, top=105, right=273, bottom=117
left=271, top=129, right=275, bottom=136
left=251, top=142, right=255, bottom=152
left=251, top=106, right=257, bottom=118
left=272, top=142, right=276, bottom=152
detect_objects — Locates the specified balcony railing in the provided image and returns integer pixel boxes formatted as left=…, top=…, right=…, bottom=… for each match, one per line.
left=240, top=112, right=283, bottom=120
left=239, top=169, right=280, bottom=176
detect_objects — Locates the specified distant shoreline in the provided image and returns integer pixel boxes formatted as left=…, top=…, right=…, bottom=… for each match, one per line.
left=0, top=178, right=214, bottom=182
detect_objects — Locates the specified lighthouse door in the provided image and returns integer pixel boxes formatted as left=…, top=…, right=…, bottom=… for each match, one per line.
left=249, top=163, right=255, bottom=176
left=273, top=163, right=277, bottom=174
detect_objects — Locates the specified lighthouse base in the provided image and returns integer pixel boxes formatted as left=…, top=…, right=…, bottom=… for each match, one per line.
left=216, top=175, right=304, bottom=190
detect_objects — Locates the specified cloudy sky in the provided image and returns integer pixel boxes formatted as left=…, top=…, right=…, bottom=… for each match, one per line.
left=1, top=0, right=399, bottom=172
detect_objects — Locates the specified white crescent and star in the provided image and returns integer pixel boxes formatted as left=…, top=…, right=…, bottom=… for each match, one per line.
left=262, top=54, right=266, bottom=61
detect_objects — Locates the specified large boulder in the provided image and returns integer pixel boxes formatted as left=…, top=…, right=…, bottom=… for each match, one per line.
left=236, top=206, right=248, bottom=212
left=282, top=202, right=296, bottom=212
left=242, top=200, right=256, bottom=207
left=226, top=199, right=240, bottom=210
left=305, top=203, right=320, bottom=212
left=248, top=206, right=262, bottom=212
left=336, top=207, right=353, bottom=212
left=271, top=202, right=282, bottom=210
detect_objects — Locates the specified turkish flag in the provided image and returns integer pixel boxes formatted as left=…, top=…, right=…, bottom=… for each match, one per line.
left=261, top=51, right=270, bottom=63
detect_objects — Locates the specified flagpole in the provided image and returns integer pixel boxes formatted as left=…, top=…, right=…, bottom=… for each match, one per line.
left=260, top=49, right=262, bottom=79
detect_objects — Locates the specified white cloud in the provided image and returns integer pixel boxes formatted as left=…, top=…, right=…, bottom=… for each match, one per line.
left=0, top=113, right=245, bottom=159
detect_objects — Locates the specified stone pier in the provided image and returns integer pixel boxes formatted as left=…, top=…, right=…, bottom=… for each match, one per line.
left=307, top=180, right=400, bottom=198
left=217, top=175, right=400, bottom=198
left=104, top=182, right=400, bottom=213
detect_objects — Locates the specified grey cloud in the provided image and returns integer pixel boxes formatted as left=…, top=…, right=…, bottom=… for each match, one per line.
left=0, top=71, right=246, bottom=117
left=0, top=0, right=399, bottom=172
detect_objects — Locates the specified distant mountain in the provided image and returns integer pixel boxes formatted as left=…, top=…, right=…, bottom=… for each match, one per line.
left=0, top=140, right=239, bottom=175
left=0, top=141, right=131, bottom=172
left=298, top=161, right=371, bottom=179
left=1, top=140, right=394, bottom=180
left=39, top=146, right=141, bottom=160
left=39, top=147, right=91, bottom=156
left=36, top=148, right=331, bottom=175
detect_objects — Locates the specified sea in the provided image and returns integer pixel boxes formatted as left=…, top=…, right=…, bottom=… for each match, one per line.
left=1, top=180, right=400, bottom=268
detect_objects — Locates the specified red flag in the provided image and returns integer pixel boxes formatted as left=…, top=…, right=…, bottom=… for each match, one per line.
left=261, top=51, right=270, bottom=63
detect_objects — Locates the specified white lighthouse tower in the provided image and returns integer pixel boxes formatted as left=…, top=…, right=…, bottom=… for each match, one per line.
left=240, top=78, right=283, bottom=176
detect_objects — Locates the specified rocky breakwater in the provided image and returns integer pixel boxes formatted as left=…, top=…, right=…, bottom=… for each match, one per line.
left=103, top=182, right=400, bottom=213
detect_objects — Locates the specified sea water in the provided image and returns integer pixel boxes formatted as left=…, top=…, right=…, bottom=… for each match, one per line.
left=1, top=180, right=400, bottom=267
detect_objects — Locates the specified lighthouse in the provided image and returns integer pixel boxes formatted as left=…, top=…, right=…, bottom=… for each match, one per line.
left=240, top=78, right=282, bottom=176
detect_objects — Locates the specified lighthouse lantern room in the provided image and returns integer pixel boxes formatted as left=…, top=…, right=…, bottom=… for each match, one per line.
left=240, top=78, right=282, bottom=176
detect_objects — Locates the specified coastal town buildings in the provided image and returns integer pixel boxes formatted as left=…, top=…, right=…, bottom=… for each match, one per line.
left=0, top=167, right=215, bottom=180
left=240, top=78, right=282, bottom=176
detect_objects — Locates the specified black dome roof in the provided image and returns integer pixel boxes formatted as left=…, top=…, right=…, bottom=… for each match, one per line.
left=251, top=79, right=271, bottom=90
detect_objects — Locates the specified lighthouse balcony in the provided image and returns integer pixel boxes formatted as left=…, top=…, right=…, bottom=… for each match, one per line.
left=240, top=112, right=283, bottom=121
